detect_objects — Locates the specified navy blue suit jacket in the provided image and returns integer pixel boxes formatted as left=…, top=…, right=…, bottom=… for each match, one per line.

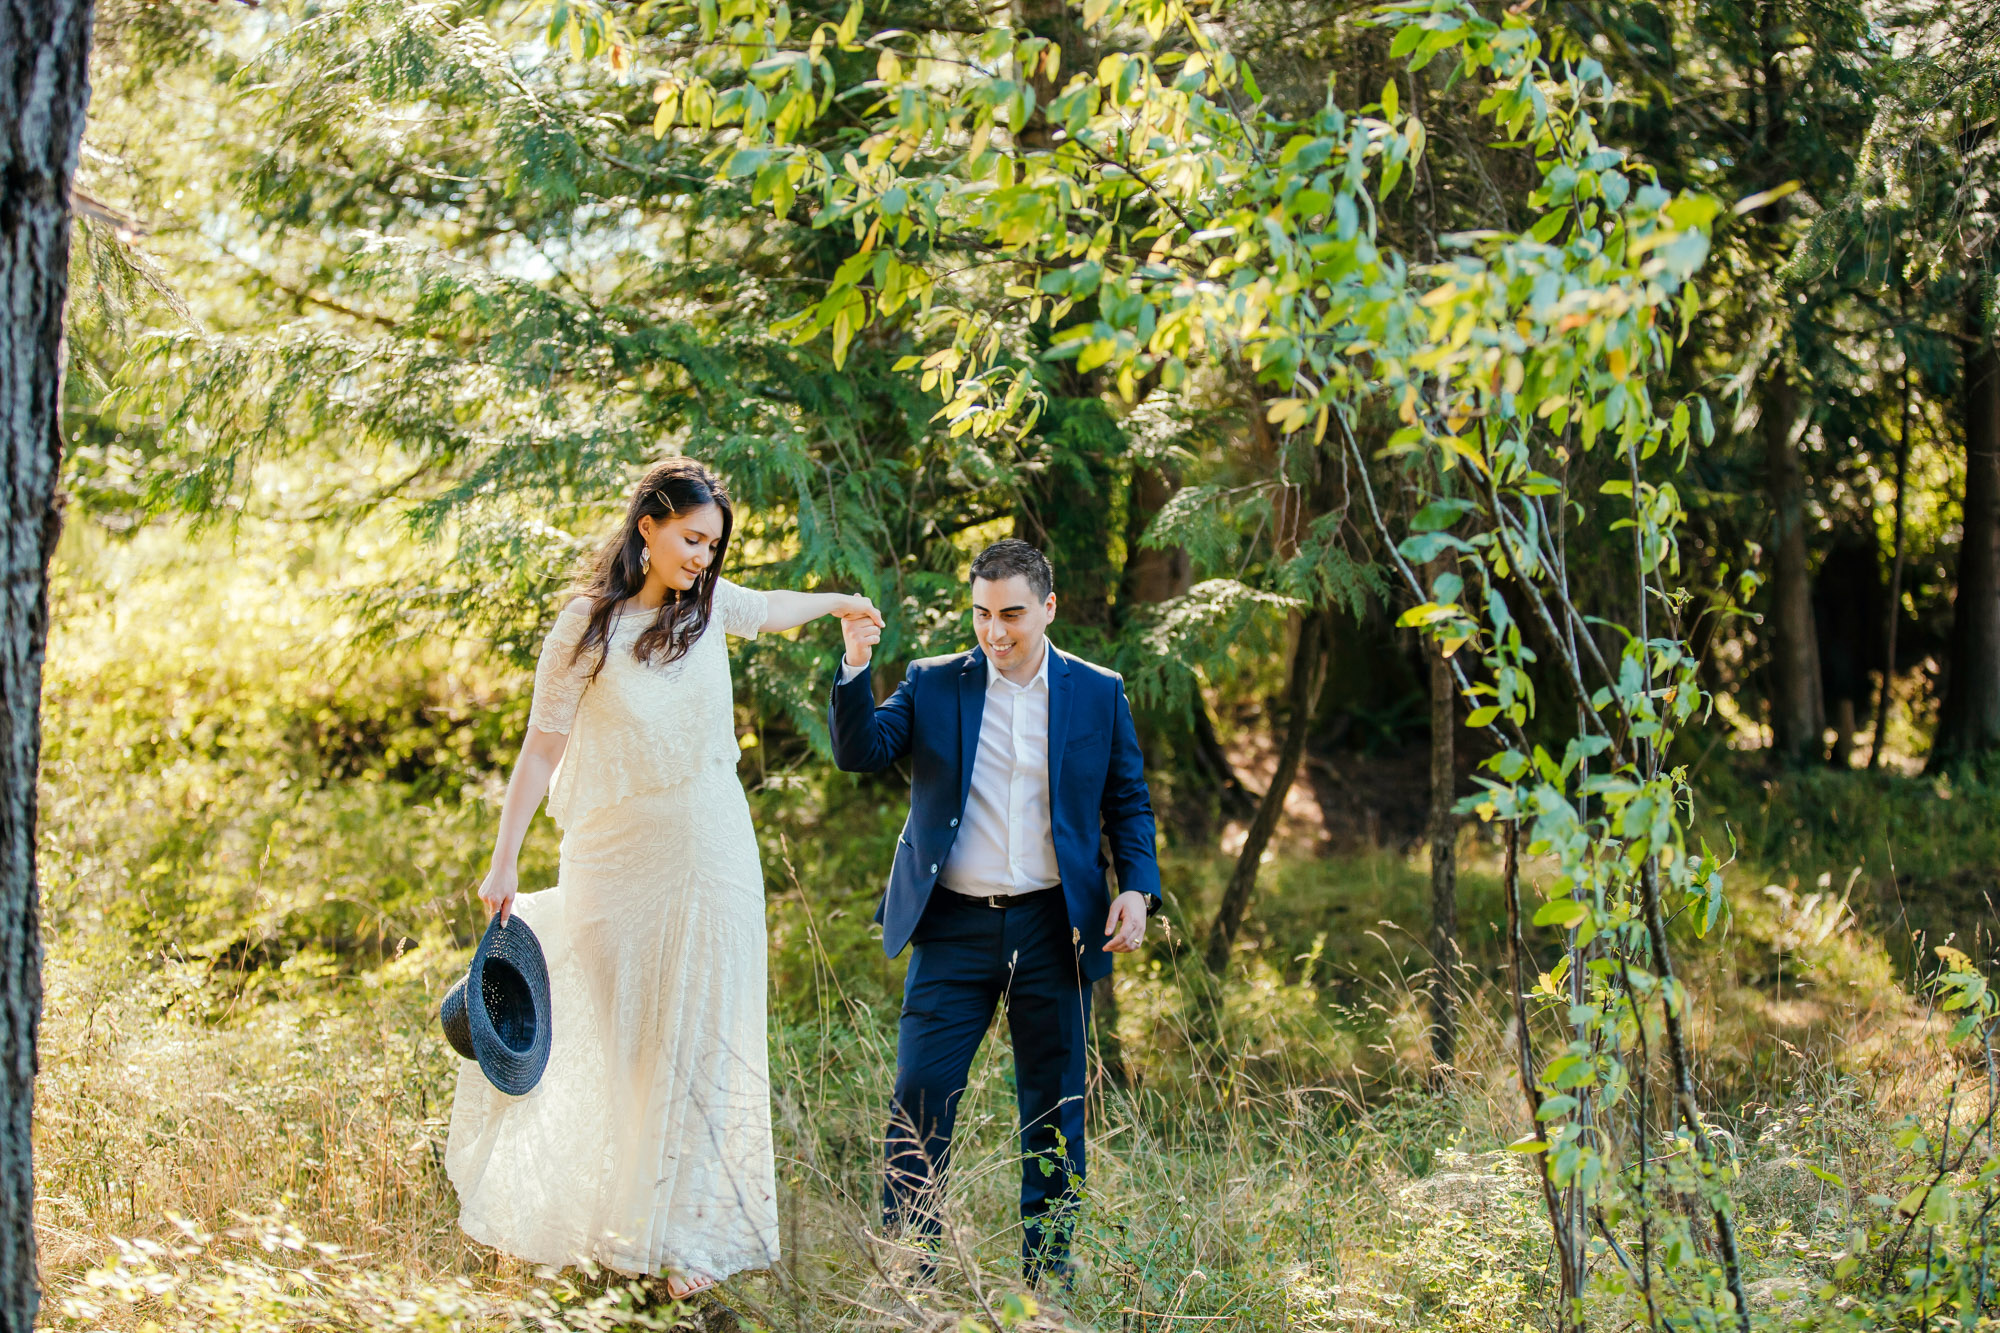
left=828, top=644, right=1161, bottom=984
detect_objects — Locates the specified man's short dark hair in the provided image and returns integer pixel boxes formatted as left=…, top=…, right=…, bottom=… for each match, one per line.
left=970, top=538, right=1054, bottom=602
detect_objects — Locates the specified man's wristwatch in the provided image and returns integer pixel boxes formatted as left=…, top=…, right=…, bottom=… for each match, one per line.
left=1142, top=891, right=1163, bottom=915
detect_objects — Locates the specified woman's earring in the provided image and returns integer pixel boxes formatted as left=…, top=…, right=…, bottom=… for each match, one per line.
left=640, top=547, right=652, bottom=576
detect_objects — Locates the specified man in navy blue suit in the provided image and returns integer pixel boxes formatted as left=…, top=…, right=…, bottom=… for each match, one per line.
left=828, top=538, right=1163, bottom=1284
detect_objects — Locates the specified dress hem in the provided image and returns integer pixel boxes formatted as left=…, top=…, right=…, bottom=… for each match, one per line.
left=456, top=1210, right=781, bottom=1282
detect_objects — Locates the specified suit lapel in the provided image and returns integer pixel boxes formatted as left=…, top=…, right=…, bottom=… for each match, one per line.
left=1046, top=646, right=1074, bottom=801
left=958, top=649, right=986, bottom=813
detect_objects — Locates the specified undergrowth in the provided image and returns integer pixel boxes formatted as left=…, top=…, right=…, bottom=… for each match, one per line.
left=35, top=521, right=2000, bottom=1330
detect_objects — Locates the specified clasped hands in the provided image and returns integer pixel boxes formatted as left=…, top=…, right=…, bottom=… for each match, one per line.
left=840, top=598, right=883, bottom=666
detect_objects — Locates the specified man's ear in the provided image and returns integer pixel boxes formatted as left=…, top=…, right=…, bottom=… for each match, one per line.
left=1045, top=593, right=1058, bottom=621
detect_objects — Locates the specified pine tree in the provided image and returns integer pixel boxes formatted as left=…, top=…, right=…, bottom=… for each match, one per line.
left=1, top=1, right=95, bottom=1325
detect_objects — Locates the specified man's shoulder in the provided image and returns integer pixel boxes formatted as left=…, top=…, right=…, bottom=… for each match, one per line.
left=905, top=650, right=978, bottom=677
left=1054, top=646, right=1124, bottom=689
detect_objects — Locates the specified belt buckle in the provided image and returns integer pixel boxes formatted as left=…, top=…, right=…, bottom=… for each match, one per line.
left=985, top=894, right=1006, bottom=909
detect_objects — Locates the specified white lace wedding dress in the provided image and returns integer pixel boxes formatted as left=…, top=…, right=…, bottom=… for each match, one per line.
left=445, top=579, right=780, bottom=1281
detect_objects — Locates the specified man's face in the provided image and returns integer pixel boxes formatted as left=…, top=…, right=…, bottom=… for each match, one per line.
left=971, top=573, right=1056, bottom=673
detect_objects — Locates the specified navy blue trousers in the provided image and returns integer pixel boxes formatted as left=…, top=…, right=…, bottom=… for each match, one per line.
left=883, top=887, right=1092, bottom=1279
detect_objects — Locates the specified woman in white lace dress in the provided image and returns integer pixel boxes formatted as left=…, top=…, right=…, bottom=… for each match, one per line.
left=445, top=458, right=878, bottom=1298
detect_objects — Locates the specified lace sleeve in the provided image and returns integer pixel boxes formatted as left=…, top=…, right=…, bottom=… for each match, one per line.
left=713, top=577, right=769, bottom=639
left=527, top=604, right=596, bottom=736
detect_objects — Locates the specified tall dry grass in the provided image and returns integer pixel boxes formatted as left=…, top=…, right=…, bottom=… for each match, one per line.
left=35, top=518, right=1999, bottom=1331
left=40, top=848, right=1985, bottom=1332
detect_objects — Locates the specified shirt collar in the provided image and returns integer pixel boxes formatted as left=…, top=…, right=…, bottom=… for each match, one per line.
left=985, top=639, right=1053, bottom=694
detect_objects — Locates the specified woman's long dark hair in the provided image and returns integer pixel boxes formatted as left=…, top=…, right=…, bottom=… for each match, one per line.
left=569, top=459, right=735, bottom=679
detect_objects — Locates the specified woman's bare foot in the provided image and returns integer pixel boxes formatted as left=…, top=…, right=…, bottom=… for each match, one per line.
left=664, top=1271, right=718, bottom=1301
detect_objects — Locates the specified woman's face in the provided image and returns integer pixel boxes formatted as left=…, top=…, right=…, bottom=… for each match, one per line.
left=637, top=502, right=724, bottom=591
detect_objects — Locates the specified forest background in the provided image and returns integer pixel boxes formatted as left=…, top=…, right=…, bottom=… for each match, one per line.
left=22, top=0, right=2000, bottom=1329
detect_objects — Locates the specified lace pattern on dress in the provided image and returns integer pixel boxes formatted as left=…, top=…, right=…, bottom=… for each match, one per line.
left=447, top=576, right=780, bottom=1280
left=530, top=579, right=768, bottom=832
left=711, top=578, right=769, bottom=640
left=527, top=604, right=594, bottom=737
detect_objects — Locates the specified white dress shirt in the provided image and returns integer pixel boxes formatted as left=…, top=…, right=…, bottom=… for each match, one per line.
left=839, top=641, right=1062, bottom=897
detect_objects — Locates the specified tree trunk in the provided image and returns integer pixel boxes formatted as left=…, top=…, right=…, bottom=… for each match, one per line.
left=1011, top=0, right=1087, bottom=153
left=1871, top=358, right=1913, bottom=771
left=1013, top=437, right=1117, bottom=634
left=2, top=0, right=93, bottom=1326
left=1763, top=364, right=1825, bottom=764
left=1746, top=5, right=1823, bottom=767
left=1426, top=640, right=1458, bottom=1073
left=1189, top=693, right=1258, bottom=820
left=1204, top=610, right=1330, bottom=973
left=1933, top=273, right=2000, bottom=766
left=1091, top=466, right=1193, bottom=1088
left=1830, top=697, right=1855, bottom=768
left=1118, top=464, right=1260, bottom=820
left=1119, top=464, right=1191, bottom=605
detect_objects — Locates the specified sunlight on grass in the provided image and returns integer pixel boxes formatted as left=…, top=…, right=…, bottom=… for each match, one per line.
left=35, top=521, right=1999, bottom=1331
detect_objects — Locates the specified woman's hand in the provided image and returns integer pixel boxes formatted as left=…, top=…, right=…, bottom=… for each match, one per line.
left=831, top=593, right=882, bottom=625
left=478, top=862, right=519, bottom=925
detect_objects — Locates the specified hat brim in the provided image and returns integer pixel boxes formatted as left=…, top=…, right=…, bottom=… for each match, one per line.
left=456, top=913, right=553, bottom=1096
left=439, top=975, right=474, bottom=1061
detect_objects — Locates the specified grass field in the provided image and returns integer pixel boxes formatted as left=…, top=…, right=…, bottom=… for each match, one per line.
left=33, top=521, right=1997, bottom=1331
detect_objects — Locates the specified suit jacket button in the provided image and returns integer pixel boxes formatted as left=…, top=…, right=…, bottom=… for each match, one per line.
left=929, top=863, right=938, bottom=874
left=950, top=818, right=959, bottom=827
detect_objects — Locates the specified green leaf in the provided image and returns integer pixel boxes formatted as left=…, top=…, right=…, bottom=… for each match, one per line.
left=1398, top=532, right=1468, bottom=563
left=1534, top=898, right=1590, bottom=929
left=1379, top=425, right=1425, bottom=457
left=1396, top=601, right=1462, bottom=629
left=1411, top=498, right=1476, bottom=531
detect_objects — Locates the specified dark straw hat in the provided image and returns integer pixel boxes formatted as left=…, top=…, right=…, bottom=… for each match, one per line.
left=439, top=913, right=553, bottom=1096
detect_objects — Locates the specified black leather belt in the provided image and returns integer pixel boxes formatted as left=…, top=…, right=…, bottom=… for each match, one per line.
left=947, top=885, right=1061, bottom=910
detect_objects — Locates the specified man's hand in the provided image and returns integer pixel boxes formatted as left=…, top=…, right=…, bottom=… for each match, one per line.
left=841, top=602, right=883, bottom=668
left=1102, top=890, right=1148, bottom=953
